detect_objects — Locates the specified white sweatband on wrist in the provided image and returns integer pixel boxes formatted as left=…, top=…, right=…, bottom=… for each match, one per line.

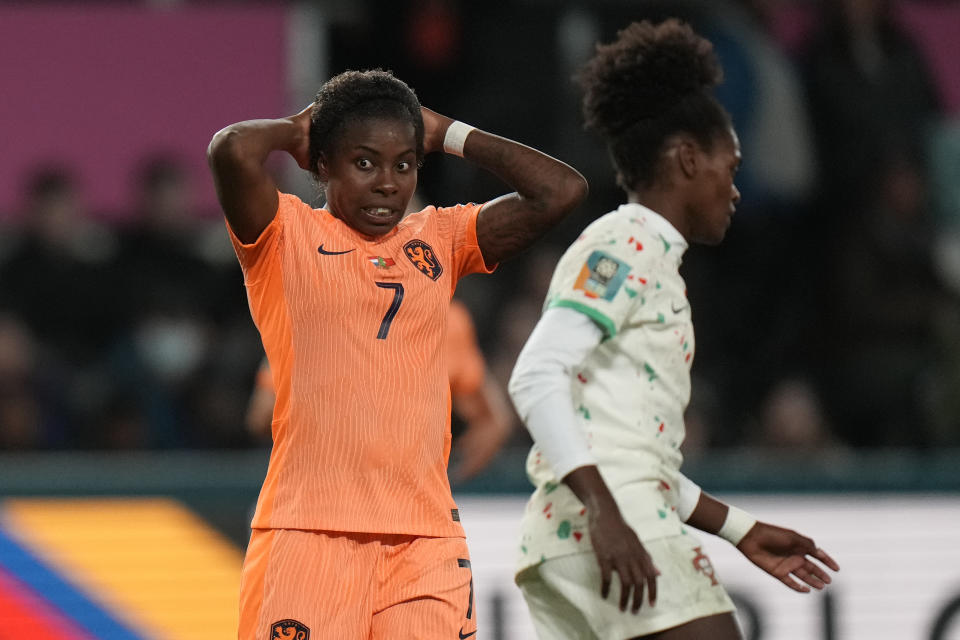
left=443, top=120, right=475, bottom=156
left=718, top=505, right=757, bottom=546
left=676, top=474, right=702, bottom=523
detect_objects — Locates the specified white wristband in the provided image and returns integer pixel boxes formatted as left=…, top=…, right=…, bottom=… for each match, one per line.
left=718, top=505, right=757, bottom=546
left=443, top=121, right=475, bottom=156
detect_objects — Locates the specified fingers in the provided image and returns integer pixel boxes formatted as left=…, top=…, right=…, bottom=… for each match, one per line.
left=599, top=558, right=612, bottom=600
left=620, top=559, right=661, bottom=614
left=781, top=573, right=811, bottom=593
left=793, top=563, right=827, bottom=590
left=598, top=557, right=659, bottom=614
left=793, top=548, right=838, bottom=591
left=646, top=563, right=660, bottom=609
left=772, top=544, right=839, bottom=593
left=772, top=556, right=810, bottom=593
left=813, top=547, right=840, bottom=572
left=619, top=567, right=635, bottom=612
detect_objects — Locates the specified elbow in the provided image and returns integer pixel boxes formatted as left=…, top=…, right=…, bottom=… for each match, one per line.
left=206, top=126, right=243, bottom=170
left=508, top=355, right=563, bottom=418
left=507, top=360, right=537, bottom=417
left=567, top=171, right=589, bottom=210
left=555, top=171, right=588, bottom=215
left=537, top=171, right=588, bottom=219
left=506, top=367, right=525, bottom=414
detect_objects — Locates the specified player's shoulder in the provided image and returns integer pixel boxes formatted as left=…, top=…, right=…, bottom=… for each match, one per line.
left=276, top=191, right=339, bottom=233
left=563, top=205, right=659, bottom=265
left=398, top=202, right=482, bottom=241
left=586, top=204, right=661, bottom=241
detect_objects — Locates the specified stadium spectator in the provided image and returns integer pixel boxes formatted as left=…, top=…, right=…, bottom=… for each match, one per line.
left=802, top=0, right=941, bottom=216
left=0, top=167, right=119, bottom=364
left=93, top=155, right=259, bottom=449
left=800, top=0, right=948, bottom=447
left=822, top=147, right=959, bottom=447
left=0, top=314, right=69, bottom=450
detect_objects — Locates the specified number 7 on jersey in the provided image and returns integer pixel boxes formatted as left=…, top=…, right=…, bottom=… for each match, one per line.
left=374, top=282, right=404, bottom=340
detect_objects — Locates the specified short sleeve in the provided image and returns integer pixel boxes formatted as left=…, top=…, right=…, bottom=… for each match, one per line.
left=225, top=192, right=303, bottom=284
left=545, top=225, right=653, bottom=339
left=445, top=202, right=496, bottom=283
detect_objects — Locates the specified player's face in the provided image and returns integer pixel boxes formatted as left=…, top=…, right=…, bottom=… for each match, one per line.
left=321, top=116, right=419, bottom=238
left=688, top=128, right=741, bottom=246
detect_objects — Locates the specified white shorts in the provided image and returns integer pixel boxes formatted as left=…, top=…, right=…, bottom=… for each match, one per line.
left=516, top=534, right=736, bottom=639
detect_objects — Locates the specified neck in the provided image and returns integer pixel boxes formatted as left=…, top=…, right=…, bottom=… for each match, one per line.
left=627, top=189, right=689, bottom=240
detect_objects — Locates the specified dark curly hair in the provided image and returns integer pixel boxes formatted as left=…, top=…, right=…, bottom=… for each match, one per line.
left=577, top=19, right=731, bottom=192
left=308, top=69, right=424, bottom=182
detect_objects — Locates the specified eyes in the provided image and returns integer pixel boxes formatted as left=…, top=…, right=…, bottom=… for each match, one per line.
left=354, top=158, right=414, bottom=173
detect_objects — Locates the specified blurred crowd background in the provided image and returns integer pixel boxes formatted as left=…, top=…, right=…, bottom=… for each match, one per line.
left=2, top=0, right=960, bottom=473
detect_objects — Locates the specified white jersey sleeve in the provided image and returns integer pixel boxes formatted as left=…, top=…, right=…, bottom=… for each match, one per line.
left=545, top=218, right=658, bottom=339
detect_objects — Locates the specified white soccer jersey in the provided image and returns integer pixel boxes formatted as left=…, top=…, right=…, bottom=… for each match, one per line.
left=518, top=203, right=696, bottom=572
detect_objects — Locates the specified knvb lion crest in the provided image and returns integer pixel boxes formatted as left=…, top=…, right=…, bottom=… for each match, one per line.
left=271, top=619, right=310, bottom=640
left=404, top=239, right=442, bottom=281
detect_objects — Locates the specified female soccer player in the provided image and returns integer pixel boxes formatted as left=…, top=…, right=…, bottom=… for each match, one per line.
left=207, top=69, right=586, bottom=640
left=508, top=20, right=839, bottom=639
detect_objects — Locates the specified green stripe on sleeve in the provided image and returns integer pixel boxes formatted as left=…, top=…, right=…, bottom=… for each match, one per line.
left=548, top=299, right=617, bottom=339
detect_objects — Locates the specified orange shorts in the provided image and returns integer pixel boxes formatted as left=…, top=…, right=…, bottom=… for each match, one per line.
left=238, top=528, right=476, bottom=640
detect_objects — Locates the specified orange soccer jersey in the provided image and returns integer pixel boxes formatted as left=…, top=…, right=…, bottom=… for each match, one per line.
left=229, top=192, right=493, bottom=537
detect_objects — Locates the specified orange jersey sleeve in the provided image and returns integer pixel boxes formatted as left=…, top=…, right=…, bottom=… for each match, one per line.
left=228, top=193, right=494, bottom=537
left=446, top=299, right=485, bottom=397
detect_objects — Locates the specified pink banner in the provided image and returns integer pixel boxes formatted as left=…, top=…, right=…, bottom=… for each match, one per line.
left=0, top=5, right=288, bottom=220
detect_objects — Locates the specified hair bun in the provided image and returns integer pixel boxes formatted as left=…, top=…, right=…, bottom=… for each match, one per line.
left=578, top=19, right=723, bottom=137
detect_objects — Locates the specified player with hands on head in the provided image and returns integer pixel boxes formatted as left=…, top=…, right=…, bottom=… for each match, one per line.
left=208, top=69, right=586, bottom=640
left=508, top=20, right=838, bottom=640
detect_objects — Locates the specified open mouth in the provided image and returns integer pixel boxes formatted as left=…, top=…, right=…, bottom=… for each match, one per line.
left=362, top=207, right=396, bottom=221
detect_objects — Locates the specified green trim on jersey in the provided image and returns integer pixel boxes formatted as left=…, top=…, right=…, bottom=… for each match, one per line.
left=548, top=299, right=617, bottom=339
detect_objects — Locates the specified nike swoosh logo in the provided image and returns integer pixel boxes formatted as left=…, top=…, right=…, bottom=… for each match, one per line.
left=671, top=302, right=688, bottom=314
left=459, top=629, right=477, bottom=639
left=318, top=244, right=354, bottom=255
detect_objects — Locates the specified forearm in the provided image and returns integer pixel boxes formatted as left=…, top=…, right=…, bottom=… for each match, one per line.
left=463, top=131, right=586, bottom=211
left=208, top=117, right=305, bottom=174
left=685, top=490, right=728, bottom=535
left=563, top=464, right=622, bottom=514
left=208, top=114, right=307, bottom=244
left=461, top=129, right=587, bottom=263
left=686, top=490, right=758, bottom=546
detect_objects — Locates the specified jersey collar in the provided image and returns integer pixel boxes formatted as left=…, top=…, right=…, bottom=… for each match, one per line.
left=617, top=202, right=688, bottom=253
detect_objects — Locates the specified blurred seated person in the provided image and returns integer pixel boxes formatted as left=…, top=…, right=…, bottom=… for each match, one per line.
left=0, top=313, right=69, bottom=450
left=246, top=299, right=512, bottom=482
left=115, top=155, right=228, bottom=325
left=823, top=148, right=957, bottom=447
left=754, top=377, right=845, bottom=454
left=0, top=166, right=118, bottom=363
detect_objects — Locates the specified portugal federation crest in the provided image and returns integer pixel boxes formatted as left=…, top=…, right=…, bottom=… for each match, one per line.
left=404, top=239, right=443, bottom=280
left=271, top=619, right=310, bottom=640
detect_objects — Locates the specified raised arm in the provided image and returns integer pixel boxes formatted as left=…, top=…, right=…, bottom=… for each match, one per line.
left=206, top=105, right=312, bottom=244
left=421, top=108, right=588, bottom=264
